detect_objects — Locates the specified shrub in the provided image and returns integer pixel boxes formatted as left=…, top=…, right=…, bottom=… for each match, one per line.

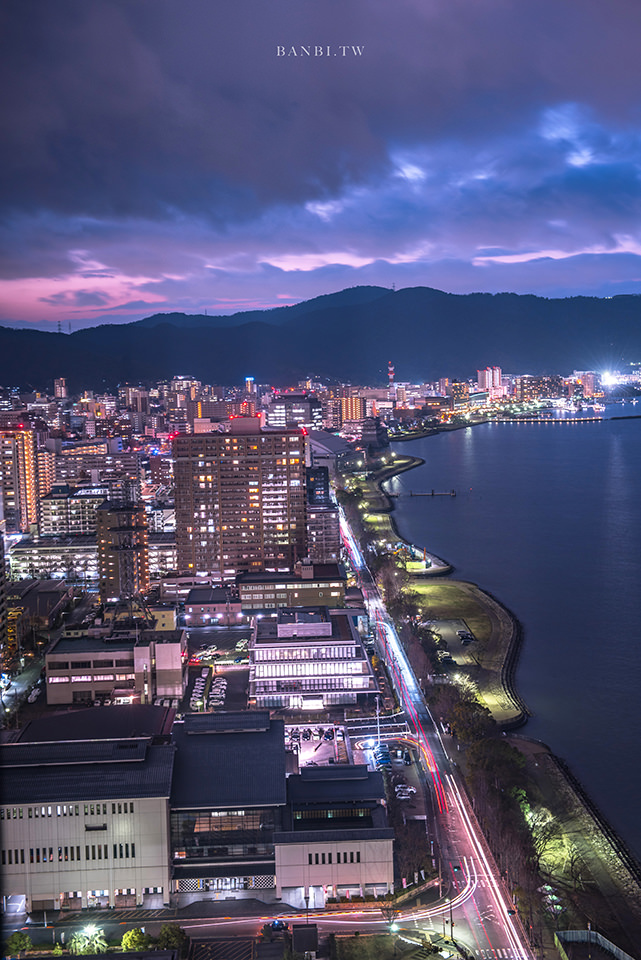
left=121, top=928, right=151, bottom=952
left=5, top=932, right=33, bottom=957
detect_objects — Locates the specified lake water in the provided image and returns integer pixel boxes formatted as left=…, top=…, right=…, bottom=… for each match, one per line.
left=386, top=412, right=641, bottom=859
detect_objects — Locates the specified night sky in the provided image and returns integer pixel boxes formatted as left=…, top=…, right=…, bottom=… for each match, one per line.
left=2, top=0, right=641, bottom=329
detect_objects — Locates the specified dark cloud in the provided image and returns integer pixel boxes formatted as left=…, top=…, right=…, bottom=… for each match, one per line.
left=2, top=0, right=641, bottom=324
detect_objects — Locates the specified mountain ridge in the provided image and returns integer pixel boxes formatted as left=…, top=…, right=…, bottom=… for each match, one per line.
left=1, top=285, right=640, bottom=391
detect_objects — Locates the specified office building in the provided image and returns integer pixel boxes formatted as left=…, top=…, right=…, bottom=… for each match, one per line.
left=237, top=560, right=346, bottom=612
left=173, top=418, right=307, bottom=580
left=96, top=502, right=149, bottom=601
left=266, top=393, right=322, bottom=430
left=248, top=607, right=376, bottom=711
left=45, top=627, right=186, bottom=705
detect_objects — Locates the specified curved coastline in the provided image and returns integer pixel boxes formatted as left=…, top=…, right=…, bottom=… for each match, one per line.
left=361, top=443, right=641, bottom=940
left=370, top=454, right=527, bottom=725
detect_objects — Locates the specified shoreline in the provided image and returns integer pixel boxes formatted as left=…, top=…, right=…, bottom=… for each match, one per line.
left=351, top=444, right=641, bottom=945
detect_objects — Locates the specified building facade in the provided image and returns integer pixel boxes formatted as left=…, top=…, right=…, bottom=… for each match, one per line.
left=96, top=502, right=150, bottom=600
left=0, top=427, right=38, bottom=533
left=0, top=738, right=174, bottom=913
left=237, top=561, right=346, bottom=612
left=248, top=608, right=376, bottom=711
left=45, top=629, right=186, bottom=705
left=173, top=418, right=307, bottom=580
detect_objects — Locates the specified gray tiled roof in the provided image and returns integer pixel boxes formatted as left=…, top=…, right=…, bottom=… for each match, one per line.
left=287, top=767, right=385, bottom=804
left=170, top=712, right=286, bottom=809
left=0, top=739, right=175, bottom=804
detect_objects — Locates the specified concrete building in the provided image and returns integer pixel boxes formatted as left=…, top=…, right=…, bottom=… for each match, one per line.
left=248, top=608, right=376, bottom=711
left=0, top=710, right=394, bottom=915
left=0, top=536, right=8, bottom=669
left=274, top=765, right=394, bottom=907
left=306, top=504, right=341, bottom=563
left=173, top=418, right=307, bottom=580
left=237, top=561, right=346, bottom=613
left=184, top=585, right=243, bottom=625
left=39, top=484, right=108, bottom=537
left=265, top=393, right=323, bottom=430
left=96, top=502, right=150, bottom=601
left=45, top=628, right=186, bottom=705
left=169, top=712, right=286, bottom=901
left=0, top=735, right=174, bottom=912
left=53, top=378, right=68, bottom=400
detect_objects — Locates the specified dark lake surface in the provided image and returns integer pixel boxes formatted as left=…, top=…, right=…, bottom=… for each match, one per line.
left=387, top=411, right=641, bottom=858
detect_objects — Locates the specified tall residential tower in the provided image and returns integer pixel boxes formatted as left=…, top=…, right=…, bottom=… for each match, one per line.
left=174, top=418, right=307, bottom=580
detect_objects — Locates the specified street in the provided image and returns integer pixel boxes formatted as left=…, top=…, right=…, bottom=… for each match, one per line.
left=340, top=511, right=534, bottom=960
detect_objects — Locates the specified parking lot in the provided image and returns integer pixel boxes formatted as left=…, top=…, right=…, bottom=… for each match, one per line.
left=183, top=626, right=251, bottom=713
left=285, top=723, right=349, bottom=765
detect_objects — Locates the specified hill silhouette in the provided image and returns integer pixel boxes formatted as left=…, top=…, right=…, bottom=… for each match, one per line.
left=1, top=285, right=639, bottom=392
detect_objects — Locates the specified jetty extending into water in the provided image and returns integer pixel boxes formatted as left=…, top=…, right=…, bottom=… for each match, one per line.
left=388, top=489, right=456, bottom=497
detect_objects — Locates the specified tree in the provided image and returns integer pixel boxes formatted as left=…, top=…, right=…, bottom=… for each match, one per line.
left=69, top=927, right=108, bottom=955
left=156, top=924, right=187, bottom=951
left=121, top=928, right=151, bottom=952
left=5, top=932, right=32, bottom=957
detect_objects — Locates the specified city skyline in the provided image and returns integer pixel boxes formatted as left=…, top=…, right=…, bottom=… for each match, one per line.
left=3, top=1, right=641, bottom=330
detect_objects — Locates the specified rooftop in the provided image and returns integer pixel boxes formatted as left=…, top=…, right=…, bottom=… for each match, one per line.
left=0, top=739, right=175, bottom=804
left=170, top=712, right=286, bottom=809
left=287, top=765, right=386, bottom=805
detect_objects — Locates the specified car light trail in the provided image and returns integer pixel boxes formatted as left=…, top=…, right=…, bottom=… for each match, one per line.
left=340, top=509, right=533, bottom=960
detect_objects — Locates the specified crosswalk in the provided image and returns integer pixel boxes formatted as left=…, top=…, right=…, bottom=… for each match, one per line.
left=474, top=950, right=521, bottom=958
left=59, top=907, right=172, bottom=923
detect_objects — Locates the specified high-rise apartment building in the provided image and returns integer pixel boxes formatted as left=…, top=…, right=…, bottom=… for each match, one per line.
left=340, top=396, right=366, bottom=423
left=96, top=502, right=150, bottom=600
left=477, top=366, right=503, bottom=395
left=0, top=535, right=7, bottom=669
left=53, top=378, right=68, bottom=399
left=174, top=418, right=307, bottom=580
left=0, top=426, right=38, bottom=533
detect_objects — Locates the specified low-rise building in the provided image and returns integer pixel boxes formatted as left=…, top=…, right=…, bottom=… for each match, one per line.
left=275, top=765, right=394, bottom=907
left=0, top=736, right=174, bottom=913
left=45, top=628, right=186, bottom=705
left=0, top=710, right=394, bottom=915
left=248, top=607, right=376, bottom=711
left=169, top=712, right=286, bottom=902
left=184, top=585, right=243, bottom=626
left=237, top=560, right=346, bottom=613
